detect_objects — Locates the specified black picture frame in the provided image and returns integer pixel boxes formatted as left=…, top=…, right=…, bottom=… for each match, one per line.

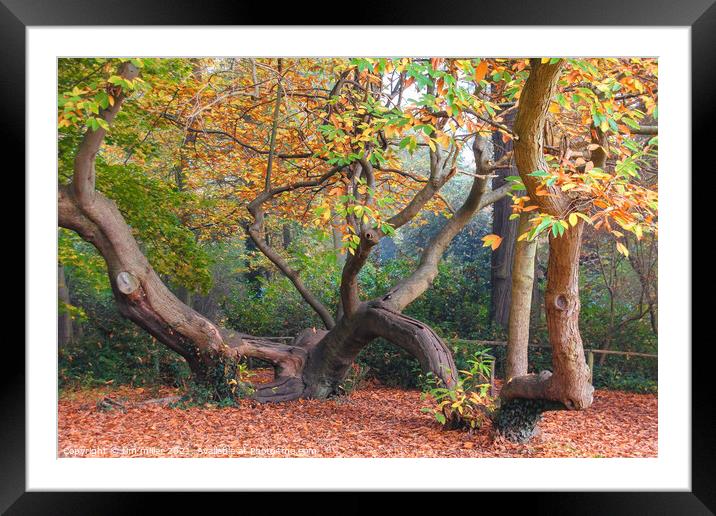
left=6, top=1, right=710, bottom=513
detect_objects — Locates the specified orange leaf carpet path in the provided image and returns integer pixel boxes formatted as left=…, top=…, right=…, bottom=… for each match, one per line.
left=58, top=374, right=657, bottom=458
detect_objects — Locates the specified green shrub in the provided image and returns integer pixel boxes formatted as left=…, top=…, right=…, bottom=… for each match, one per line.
left=593, top=367, right=657, bottom=393
left=420, top=351, right=496, bottom=431
left=356, top=338, right=422, bottom=388
left=59, top=329, right=191, bottom=390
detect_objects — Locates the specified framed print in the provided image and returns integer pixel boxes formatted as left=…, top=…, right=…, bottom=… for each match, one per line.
left=6, top=0, right=712, bottom=512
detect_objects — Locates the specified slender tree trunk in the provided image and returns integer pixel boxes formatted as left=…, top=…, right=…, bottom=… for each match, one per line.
left=506, top=213, right=537, bottom=380
left=282, top=223, right=292, bottom=249
left=58, top=264, right=73, bottom=348
left=599, top=288, right=616, bottom=366
left=489, top=130, right=518, bottom=328
left=490, top=182, right=517, bottom=328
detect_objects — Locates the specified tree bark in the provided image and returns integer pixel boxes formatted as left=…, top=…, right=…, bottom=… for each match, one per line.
left=490, top=196, right=517, bottom=328
left=503, top=59, right=594, bottom=410
left=258, top=302, right=458, bottom=401
left=505, top=213, right=537, bottom=380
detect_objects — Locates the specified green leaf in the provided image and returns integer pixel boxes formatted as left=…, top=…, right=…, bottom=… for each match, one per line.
left=528, top=170, right=550, bottom=178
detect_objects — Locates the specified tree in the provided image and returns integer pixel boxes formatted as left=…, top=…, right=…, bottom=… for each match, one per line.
left=58, top=58, right=513, bottom=402
left=500, top=58, right=658, bottom=413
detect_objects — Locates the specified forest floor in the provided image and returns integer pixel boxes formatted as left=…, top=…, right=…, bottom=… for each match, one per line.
left=58, top=370, right=657, bottom=458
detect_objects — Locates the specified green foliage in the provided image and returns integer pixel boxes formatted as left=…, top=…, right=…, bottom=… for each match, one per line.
left=96, top=164, right=213, bottom=293
left=59, top=328, right=190, bottom=391
left=59, top=229, right=109, bottom=296
left=593, top=365, right=657, bottom=393
left=224, top=244, right=340, bottom=337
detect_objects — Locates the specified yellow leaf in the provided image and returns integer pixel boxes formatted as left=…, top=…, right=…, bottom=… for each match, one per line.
left=616, top=242, right=629, bottom=257
left=575, top=212, right=593, bottom=224
left=437, top=133, right=451, bottom=148
left=568, top=213, right=578, bottom=226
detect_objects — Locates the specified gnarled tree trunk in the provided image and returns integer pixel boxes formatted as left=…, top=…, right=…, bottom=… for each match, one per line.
left=501, top=58, right=594, bottom=411
left=59, top=181, right=458, bottom=401
left=257, top=302, right=458, bottom=401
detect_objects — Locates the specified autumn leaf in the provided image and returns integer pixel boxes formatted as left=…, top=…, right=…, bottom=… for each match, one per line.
left=616, top=241, right=630, bottom=257
left=58, top=374, right=657, bottom=458
left=474, top=60, right=488, bottom=83
left=481, top=234, right=502, bottom=250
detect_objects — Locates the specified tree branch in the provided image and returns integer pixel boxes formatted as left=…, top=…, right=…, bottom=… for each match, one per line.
left=161, top=114, right=314, bottom=160
left=73, top=62, right=139, bottom=208
left=246, top=168, right=342, bottom=330
left=380, top=136, right=494, bottom=312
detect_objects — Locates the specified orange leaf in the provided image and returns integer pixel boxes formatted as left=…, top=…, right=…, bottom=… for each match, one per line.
left=474, top=60, right=488, bottom=84
left=481, top=234, right=503, bottom=251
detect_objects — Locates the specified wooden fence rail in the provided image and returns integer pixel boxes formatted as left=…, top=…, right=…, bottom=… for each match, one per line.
left=262, top=336, right=657, bottom=385
left=453, top=339, right=657, bottom=385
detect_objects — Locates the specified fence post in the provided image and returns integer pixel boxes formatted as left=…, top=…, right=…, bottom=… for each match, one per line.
left=587, top=350, right=594, bottom=385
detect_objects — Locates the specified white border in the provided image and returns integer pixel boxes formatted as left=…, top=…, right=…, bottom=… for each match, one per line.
left=27, top=27, right=691, bottom=490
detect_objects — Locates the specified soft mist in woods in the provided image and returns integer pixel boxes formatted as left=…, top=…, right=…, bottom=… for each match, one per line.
left=57, top=57, right=657, bottom=456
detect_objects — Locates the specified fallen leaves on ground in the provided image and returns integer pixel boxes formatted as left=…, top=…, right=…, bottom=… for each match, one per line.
left=58, top=373, right=657, bottom=458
